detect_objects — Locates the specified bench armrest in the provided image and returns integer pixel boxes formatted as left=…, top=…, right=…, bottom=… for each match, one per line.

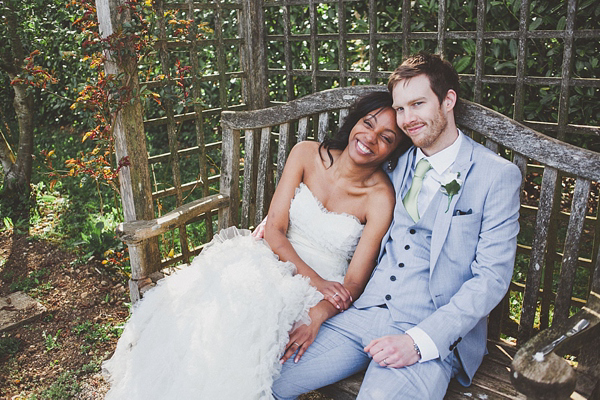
left=510, top=292, right=600, bottom=399
left=116, top=194, right=230, bottom=244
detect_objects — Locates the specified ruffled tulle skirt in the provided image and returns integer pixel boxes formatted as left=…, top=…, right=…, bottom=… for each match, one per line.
left=103, top=227, right=323, bottom=399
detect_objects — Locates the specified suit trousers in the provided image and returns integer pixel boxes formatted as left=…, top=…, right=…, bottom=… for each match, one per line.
left=272, top=305, right=461, bottom=400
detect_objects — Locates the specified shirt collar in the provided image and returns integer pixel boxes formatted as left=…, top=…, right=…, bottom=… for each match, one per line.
left=414, top=129, right=463, bottom=175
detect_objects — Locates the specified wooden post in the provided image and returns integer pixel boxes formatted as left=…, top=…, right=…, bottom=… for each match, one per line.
left=95, top=0, right=160, bottom=302
left=241, top=0, right=268, bottom=110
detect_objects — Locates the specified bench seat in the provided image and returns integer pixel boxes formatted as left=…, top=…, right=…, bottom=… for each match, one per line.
left=313, top=339, right=596, bottom=399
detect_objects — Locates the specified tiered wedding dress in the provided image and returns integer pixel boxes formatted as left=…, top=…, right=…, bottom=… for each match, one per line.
left=103, top=183, right=364, bottom=399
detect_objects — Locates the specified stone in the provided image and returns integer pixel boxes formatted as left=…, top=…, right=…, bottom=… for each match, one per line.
left=0, top=291, right=47, bottom=332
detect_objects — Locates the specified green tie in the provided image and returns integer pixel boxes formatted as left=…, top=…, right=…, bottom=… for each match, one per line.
left=403, top=158, right=432, bottom=222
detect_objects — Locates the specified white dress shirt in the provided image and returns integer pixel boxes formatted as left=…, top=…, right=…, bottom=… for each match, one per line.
left=405, top=130, right=463, bottom=362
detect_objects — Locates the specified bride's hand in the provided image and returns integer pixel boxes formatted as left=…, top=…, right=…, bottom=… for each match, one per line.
left=280, top=323, right=320, bottom=364
left=313, top=277, right=352, bottom=311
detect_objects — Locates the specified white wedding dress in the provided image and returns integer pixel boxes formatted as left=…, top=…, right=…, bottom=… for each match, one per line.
left=103, top=183, right=364, bottom=399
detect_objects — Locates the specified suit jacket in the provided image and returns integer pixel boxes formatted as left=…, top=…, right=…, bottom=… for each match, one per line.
left=380, top=134, right=521, bottom=384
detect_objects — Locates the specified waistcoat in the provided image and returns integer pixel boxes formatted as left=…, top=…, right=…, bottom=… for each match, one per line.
left=354, top=190, right=442, bottom=331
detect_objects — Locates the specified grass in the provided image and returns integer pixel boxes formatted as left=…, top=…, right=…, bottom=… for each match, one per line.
left=73, top=320, right=123, bottom=354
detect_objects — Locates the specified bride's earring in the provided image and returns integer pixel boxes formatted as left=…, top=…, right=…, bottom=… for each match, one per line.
left=387, top=160, right=393, bottom=171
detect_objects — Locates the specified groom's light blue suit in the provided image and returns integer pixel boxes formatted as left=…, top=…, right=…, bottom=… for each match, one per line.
left=273, top=134, right=522, bottom=399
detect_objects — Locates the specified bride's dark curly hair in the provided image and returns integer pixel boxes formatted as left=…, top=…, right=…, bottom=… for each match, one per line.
left=319, top=91, right=410, bottom=171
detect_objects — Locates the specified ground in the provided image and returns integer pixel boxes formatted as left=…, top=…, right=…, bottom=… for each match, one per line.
left=0, top=231, right=329, bottom=399
left=0, top=231, right=129, bottom=399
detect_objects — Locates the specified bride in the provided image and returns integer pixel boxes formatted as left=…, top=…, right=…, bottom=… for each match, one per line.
left=103, top=91, right=409, bottom=399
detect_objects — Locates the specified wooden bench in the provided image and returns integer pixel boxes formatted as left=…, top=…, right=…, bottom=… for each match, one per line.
left=117, top=86, right=600, bottom=399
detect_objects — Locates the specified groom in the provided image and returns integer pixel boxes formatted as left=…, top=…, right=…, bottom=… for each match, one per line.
left=272, top=52, right=522, bottom=399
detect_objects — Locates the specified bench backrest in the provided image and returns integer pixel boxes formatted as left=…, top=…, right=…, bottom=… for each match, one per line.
left=218, top=85, right=600, bottom=347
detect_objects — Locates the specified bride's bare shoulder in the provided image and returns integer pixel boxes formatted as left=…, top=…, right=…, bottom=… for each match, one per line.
left=368, top=171, right=396, bottom=208
left=289, top=141, right=334, bottom=166
left=291, top=140, right=320, bottom=155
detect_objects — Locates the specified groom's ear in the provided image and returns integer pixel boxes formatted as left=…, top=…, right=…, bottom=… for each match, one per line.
left=443, top=90, right=457, bottom=111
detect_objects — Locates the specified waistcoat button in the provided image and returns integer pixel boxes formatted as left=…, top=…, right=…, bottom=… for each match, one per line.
left=390, top=275, right=396, bottom=281
left=385, top=294, right=392, bottom=300
left=404, top=245, right=410, bottom=250
left=398, top=263, right=405, bottom=268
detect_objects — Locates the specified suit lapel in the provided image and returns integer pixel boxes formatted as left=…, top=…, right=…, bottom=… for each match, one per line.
left=377, top=148, right=416, bottom=262
left=394, top=147, right=416, bottom=200
left=430, top=136, right=475, bottom=273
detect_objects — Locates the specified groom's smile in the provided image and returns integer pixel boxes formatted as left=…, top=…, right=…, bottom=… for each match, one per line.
left=391, top=74, right=456, bottom=156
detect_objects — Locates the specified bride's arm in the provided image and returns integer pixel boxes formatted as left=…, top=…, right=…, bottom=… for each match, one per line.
left=280, top=184, right=396, bottom=364
left=264, top=142, right=351, bottom=306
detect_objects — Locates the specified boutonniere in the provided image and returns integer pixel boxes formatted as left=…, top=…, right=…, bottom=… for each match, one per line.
left=439, top=171, right=462, bottom=212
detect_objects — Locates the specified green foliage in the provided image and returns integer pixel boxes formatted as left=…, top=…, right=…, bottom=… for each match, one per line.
left=9, top=268, right=49, bottom=293
left=35, top=370, right=81, bottom=400
left=42, top=329, right=61, bottom=352
left=73, top=320, right=122, bottom=344
left=0, top=334, right=21, bottom=359
left=0, top=0, right=93, bottom=136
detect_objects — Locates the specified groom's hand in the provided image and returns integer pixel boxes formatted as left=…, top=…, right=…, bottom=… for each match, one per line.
left=251, top=217, right=268, bottom=238
left=364, top=334, right=421, bottom=368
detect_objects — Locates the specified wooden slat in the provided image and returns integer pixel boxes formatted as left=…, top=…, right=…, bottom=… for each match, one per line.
left=187, top=0, right=211, bottom=241
left=318, top=112, right=329, bottom=142
left=255, top=126, right=272, bottom=226
left=282, top=3, right=294, bottom=101
left=277, top=122, right=291, bottom=186
left=512, top=153, right=528, bottom=202
left=456, top=101, right=600, bottom=182
left=117, top=194, right=230, bottom=244
left=156, top=0, right=191, bottom=264
left=298, top=117, right=309, bottom=141
left=309, top=0, right=317, bottom=93
left=485, top=138, right=499, bottom=153
left=368, top=0, right=377, bottom=83
left=518, top=166, right=559, bottom=345
left=473, top=0, right=485, bottom=103
left=221, top=86, right=387, bottom=130
left=339, top=108, right=348, bottom=126
left=317, top=340, right=522, bottom=400
left=218, top=127, right=240, bottom=230
left=337, top=0, right=347, bottom=87
left=241, top=129, right=256, bottom=229
left=553, top=178, right=592, bottom=326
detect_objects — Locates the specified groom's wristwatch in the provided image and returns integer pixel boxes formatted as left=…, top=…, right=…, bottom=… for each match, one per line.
left=413, top=342, right=422, bottom=359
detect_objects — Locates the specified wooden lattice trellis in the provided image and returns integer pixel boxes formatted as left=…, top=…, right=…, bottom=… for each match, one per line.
left=97, top=0, right=599, bottom=334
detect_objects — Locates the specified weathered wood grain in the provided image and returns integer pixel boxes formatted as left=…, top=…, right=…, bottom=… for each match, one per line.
left=117, top=194, right=230, bottom=244
left=318, top=340, right=524, bottom=400
left=221, top=86, right=387, bottom=130
left=511, top=292, right=600, bottom=400
left=298, top=117, right=309, bottom=141
left=96, top=0, right=160, bottom=298
left=242, top=129, right=256, bottom=229
left=553, top=178, right=592, bottom=326
left=218, top=127, right=240, bottom=230
left=277, top=122, right=291, bottom=186
left=518, top=167, right=559, bottom=345
left=318, top=112, right=329, bottom=142
left=456, top=101, right=600, bottom=181
left=255, top=127, right=272, bottom=225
